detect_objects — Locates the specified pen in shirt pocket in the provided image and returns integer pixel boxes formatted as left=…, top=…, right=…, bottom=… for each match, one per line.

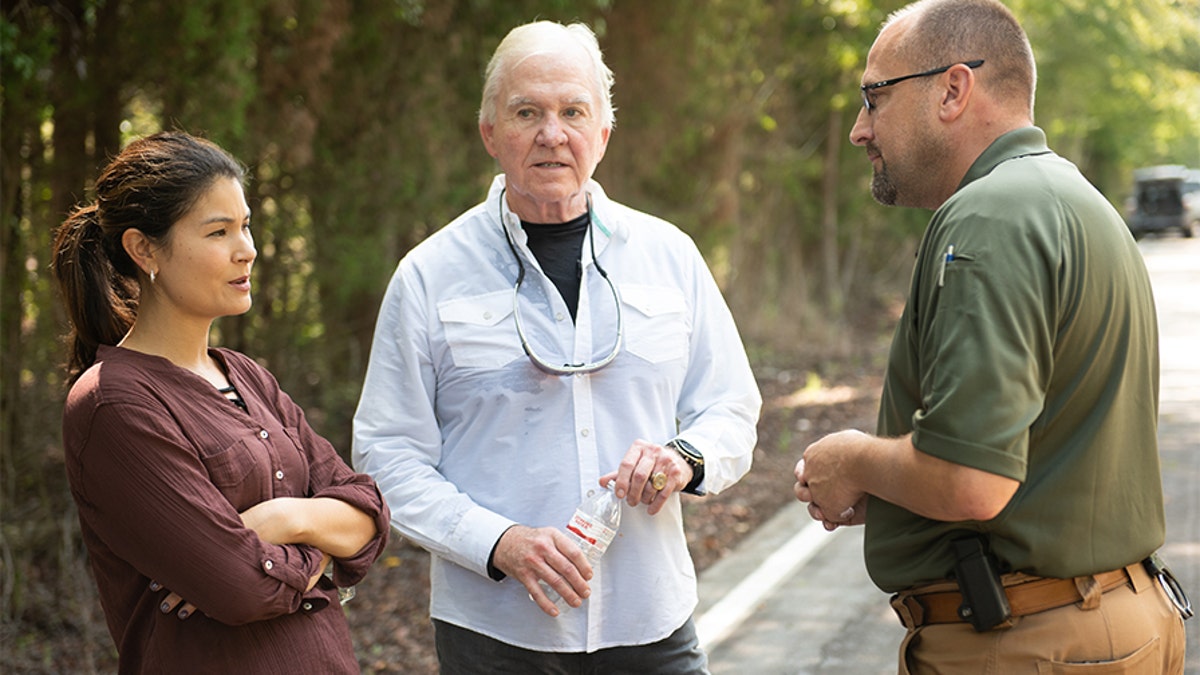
left=938, top=244, right=955, bottom=287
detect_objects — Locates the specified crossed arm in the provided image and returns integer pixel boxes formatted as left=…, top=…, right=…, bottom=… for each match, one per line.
left=240, top=496, right=377, bottom=560
left=160, top=496, right=377, bottom=619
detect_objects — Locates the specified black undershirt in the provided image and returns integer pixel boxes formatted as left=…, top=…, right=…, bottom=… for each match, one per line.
left=521, top=213, right=589, bottom=321
left=218, top=384, right=248, bottom=412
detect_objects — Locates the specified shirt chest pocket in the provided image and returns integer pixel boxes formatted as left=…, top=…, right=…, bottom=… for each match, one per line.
left=201, top=432, right=268, bottom=511
left=620, top=284, right=690, bottom=364
left=437, top=291, right=525, bottom=369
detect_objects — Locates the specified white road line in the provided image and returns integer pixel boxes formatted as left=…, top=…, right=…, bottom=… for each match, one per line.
left=696, top=520, right=844, bottom=650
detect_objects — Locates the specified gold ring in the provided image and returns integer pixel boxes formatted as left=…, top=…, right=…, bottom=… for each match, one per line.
left=651, top=472, right=667, bottom=491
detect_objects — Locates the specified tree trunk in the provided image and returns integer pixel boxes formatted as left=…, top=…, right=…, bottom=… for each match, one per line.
left=820, top=107, right=843, bottom=316
left=49, top=0, right=91, bottom=218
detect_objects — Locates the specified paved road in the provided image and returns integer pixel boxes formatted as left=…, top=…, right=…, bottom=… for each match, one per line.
left=1146, top=236, right=1200, bottom=670
left=698, top=235, right=1200, bottom=674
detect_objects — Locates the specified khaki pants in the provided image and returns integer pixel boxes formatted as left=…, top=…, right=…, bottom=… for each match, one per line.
left=898, top=567, right=1187, bottom=674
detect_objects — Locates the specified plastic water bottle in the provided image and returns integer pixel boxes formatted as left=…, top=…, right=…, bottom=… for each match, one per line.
left=539, top=483, right=622, bottom=613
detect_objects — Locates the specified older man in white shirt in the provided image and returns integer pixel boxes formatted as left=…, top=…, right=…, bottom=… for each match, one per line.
left=353, top=20, right=760, bottom=674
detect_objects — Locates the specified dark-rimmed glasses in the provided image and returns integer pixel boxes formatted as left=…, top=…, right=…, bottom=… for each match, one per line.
left=860, top=59, right=984, bottom=112
left=499, top=189, right=623, bottom=375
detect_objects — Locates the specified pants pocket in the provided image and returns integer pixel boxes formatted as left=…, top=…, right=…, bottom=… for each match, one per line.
left=1036, top=636, right=1160, bottom=674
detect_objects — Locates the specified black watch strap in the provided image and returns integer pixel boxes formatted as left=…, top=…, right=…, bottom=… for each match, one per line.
left=667, top=438, right=706, bottom=495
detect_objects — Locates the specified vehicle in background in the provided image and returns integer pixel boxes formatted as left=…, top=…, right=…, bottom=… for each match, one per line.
left=1184, top=169, right=1200, bottom=227
left=1126, top=165, right=1199, bottom=239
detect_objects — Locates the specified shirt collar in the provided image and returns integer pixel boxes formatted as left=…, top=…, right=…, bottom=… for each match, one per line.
left=956, top=126, right=1052, bottom=193
left=486, top=175, right=629, bottom=251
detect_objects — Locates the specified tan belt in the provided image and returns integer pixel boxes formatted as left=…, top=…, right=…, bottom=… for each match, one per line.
left=891, top=562, right=1148, bottom=630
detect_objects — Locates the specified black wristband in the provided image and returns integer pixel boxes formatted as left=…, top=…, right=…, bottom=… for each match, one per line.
left=486, top=525, right=518, bottom=581
left=668, top=438, right=706, bottom=495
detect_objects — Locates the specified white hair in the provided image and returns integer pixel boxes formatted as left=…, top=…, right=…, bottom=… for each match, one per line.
left=478, top=21, right=616, bottom=129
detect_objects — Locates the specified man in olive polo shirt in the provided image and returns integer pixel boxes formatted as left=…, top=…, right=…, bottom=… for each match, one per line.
left=792, top=0, right=1188, bottom=672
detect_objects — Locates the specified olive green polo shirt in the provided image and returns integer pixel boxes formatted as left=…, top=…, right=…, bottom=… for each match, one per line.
left=866, top=127, right=1163, bottom=592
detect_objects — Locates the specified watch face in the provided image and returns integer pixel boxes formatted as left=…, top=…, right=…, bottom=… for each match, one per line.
left=671, top=439, right=703, bottom=465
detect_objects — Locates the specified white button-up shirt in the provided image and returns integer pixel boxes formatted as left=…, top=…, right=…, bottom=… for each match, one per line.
left=353, top=175, right=760, bottom=653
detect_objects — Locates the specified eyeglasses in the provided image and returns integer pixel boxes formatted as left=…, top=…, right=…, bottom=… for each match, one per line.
left=860, top=59, right=984, bottom=112
left=499, top=190, right=623, bottom=375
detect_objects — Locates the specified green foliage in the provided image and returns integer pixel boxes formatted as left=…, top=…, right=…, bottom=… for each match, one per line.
left=116, top=1, right=262, bottom=143
left=1014, top=0, right=1200, bottom=198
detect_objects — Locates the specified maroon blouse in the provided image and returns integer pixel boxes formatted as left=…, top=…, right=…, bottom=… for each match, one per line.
left=62, top=345, right=390, bottom=673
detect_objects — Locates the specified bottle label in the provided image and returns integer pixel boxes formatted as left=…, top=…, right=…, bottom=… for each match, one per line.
left=566, top=509, right=617, bottom=556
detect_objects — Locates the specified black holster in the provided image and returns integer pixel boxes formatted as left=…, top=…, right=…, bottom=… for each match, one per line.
left=951, top=535, right=1012, bottom=632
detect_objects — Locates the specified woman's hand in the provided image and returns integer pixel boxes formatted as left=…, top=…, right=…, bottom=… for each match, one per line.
left=150, top=579, right=196, bottom=620
left=307, top=551, right=332, bottom=591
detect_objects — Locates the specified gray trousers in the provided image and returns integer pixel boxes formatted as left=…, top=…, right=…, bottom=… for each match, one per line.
left=433, top=616, right=710, bottom=675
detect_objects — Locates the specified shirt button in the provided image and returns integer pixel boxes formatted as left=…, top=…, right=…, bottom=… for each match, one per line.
left=259, top=430, right=269, bottom=439
left=581, top=428, right=590, bottom=437
left=555, top=312, right=565, bottom=322
left=483, top=311, right=493, bottom=320
left=275, top=470, right=284, bottom=480
left=264, top=560, right=274, bottom=571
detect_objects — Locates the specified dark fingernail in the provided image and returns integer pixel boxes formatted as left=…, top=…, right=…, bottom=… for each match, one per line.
left=161, top=602, right=171, bottom=613
left=150, top=581, right=162, bottom=591
left=177, top=609, right=189, bottom=619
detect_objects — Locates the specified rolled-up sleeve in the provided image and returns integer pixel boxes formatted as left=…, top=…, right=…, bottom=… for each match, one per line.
left=311, top=478, right=390, bottom=587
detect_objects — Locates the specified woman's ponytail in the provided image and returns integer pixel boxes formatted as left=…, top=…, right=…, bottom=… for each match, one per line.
left=52, top=204, right=137, bottom=384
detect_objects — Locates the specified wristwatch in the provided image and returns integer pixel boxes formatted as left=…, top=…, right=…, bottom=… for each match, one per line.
left=666, top=438, right=706, bottom=495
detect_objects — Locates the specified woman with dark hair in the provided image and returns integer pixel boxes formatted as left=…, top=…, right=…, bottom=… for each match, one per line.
left=52, top=131, right=390, bottom=673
